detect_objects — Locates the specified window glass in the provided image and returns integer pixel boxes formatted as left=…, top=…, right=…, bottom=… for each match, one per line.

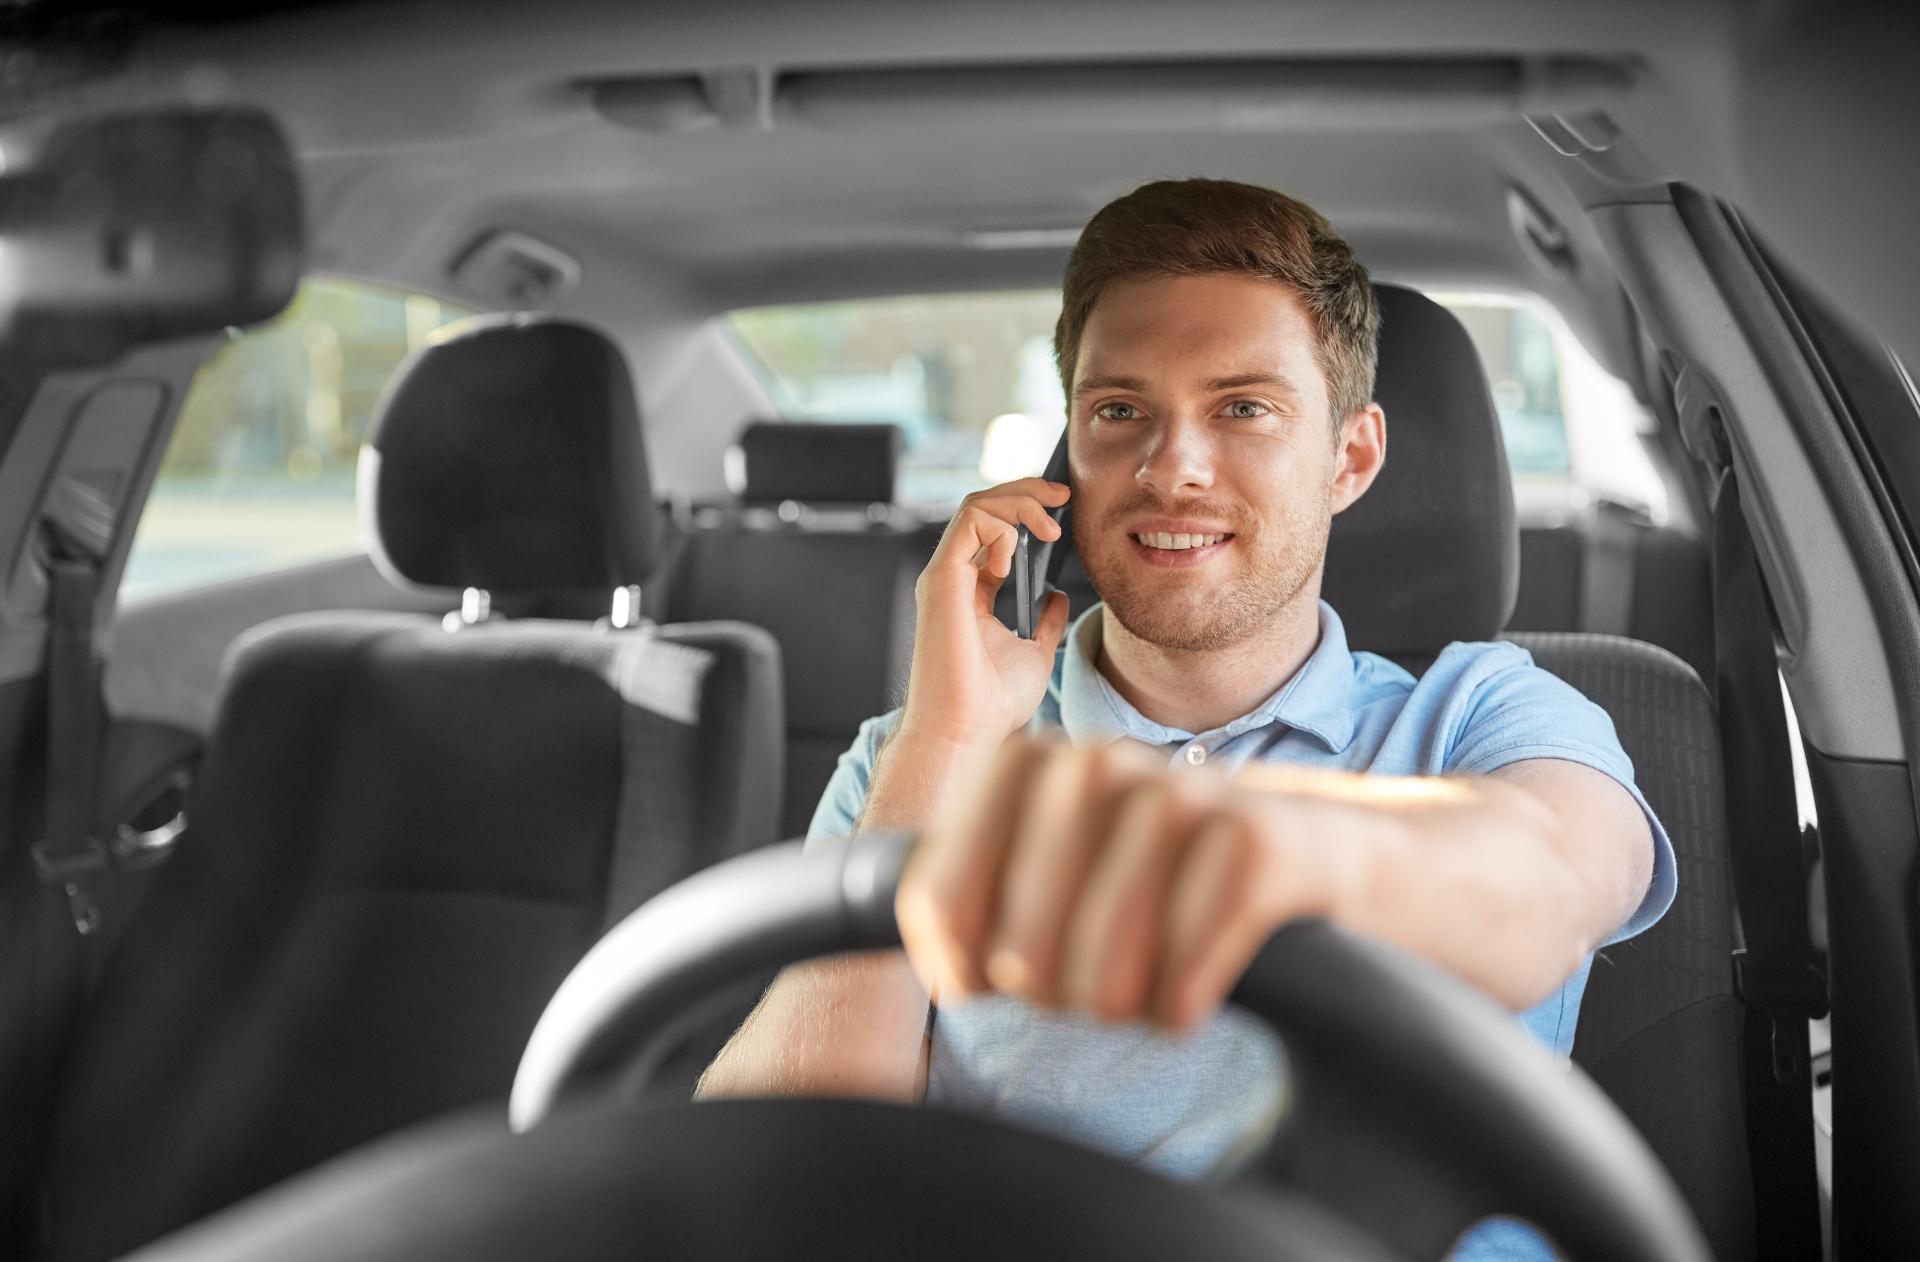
left=1434, top=297, right=1571, bottom=478
left=727, top=287, right=1663, bottom=520
left=123, top=278, right=473, bottom=598
left=729, top=291, right=1065, bottom=505
left=1434, top=293, right=1667, bottom=523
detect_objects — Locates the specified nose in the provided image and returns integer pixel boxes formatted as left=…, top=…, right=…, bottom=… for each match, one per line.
left=1135, top=412, right=1215, bottom=498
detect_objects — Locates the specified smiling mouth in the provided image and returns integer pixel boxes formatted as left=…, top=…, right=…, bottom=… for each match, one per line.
left=1130, top=531, right=1232, bottom=551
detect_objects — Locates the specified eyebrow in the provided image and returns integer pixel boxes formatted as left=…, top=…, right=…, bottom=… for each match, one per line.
left=1072, top=371, right=1304, bottom=398
left=1205, top=372, right=1302, bottom=397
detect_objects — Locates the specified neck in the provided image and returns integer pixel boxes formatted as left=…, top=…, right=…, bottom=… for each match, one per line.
left=1094, top=588, right=1326, bottom=736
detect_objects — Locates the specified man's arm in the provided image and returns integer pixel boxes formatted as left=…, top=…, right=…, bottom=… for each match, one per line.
left=696, top=477, right=1074, bottom=1102
left=694, top=729, right=974, bottom=1102
left=897, top=739, right=1656, bottom=1031
left=1236, top=755, right=1653, bottom=1013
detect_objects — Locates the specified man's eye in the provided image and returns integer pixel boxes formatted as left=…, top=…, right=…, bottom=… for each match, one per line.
left=1226, top=400, right=1270, bottom=419
left=1095, top=402, right=1141, bottom=421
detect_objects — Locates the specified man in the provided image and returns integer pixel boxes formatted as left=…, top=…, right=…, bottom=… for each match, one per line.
left=698, top=179, right=1676, bottom=1259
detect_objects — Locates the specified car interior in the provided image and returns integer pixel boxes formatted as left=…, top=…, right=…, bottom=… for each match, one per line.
left=2, top=1, right=1919, bottom=1259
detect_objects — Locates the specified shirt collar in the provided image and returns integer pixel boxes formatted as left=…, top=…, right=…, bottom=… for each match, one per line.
left=1051, top=599, right=1358, bottom=753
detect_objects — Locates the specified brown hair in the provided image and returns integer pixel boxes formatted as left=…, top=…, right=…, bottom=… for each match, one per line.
left=1054, top=178, right=1380, bottom=431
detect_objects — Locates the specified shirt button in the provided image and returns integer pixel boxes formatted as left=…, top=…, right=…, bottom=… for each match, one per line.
left=1184, top=744, right=1207, bottom=766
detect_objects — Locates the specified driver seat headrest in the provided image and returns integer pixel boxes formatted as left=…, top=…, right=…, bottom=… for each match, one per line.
left=1321, top=284, right=1517, bottom=653
left=362, top=314, right=665, bottom=594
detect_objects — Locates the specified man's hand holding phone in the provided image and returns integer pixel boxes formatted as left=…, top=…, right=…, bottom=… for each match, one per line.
left=698, top=477, right=1073, bottom=1104
left=894, top=477, right=1073, bottom=761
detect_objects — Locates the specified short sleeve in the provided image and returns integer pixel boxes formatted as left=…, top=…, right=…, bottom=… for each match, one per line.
left=803, top=708, right=904, bottom=851
left=1437, top=643, right=1679, bottom=946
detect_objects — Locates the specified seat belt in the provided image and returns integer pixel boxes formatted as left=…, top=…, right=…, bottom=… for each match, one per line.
left=33, top=477, right=118, bottom=942
left=18, top=480, right=118, bottom=1250
left=1708, top=466, right=1827, bottom=1260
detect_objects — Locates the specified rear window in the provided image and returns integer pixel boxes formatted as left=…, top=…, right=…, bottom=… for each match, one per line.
left=730, top=291, right=1065, bottom=505
left=123, top=277, right=473, bottom=598
left=727, top=288, right=1664, bottom=520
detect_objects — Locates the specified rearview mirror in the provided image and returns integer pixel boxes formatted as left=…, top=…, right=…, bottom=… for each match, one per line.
left=0, top=106, right=304, bottom=367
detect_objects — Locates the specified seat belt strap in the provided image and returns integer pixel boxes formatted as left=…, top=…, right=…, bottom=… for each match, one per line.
left=32, top=479, right=116, bottom=937
left=1711, top=471, right=1829, bottom=1041
left=1709, top=467, right=1826, bottom=1261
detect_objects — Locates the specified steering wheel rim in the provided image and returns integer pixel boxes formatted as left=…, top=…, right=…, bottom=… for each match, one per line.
left=511, top=833, right=1712, bottom=1262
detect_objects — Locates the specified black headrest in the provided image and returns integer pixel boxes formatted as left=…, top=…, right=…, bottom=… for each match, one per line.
left=732, top=421, right=901, bottom=505
left=1322, top=284, right=1517, bottom=653
left=363, top=315, right=664, bottom=593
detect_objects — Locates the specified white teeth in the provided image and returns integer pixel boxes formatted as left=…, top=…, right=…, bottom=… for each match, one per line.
left=1134, top=532, right=1227, bottom=551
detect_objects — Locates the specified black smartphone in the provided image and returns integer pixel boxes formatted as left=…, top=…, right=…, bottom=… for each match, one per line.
left=1014, top=434, right=1073, bottom=640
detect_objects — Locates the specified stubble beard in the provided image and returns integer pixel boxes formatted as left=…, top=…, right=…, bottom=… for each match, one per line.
left=1080, top=484, right=1332, bottom=653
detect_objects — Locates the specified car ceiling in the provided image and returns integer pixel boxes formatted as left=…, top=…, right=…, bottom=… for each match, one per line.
left=7, top=0, right=1919, bottom=382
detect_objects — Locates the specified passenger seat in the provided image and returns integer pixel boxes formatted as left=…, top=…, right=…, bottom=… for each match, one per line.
left=664, top=421, right=935, bottom=838
left=34, top=316, right=783, bottom=1261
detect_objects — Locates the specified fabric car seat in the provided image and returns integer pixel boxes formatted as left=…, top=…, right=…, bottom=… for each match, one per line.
left=32, top=316, right=784, bottom=1262
left=1510, top=509, right=1716, bottom=686
left=665, top=421, right=937, bottom=838
left=1051, top=284, right=1753, bottom=1260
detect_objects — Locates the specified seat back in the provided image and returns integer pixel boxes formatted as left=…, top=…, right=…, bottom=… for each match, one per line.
left=1514, top=632, right=1754, bottom=1262
left=38, top=317, right=783, bottom=1260
left=1511, top=510, right=1715, bottom=685
left=668, top=422, right=934, bottom=837
left=42, top=616, right=778, bottom=1262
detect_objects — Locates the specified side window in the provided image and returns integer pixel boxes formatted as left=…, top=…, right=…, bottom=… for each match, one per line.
left=122, top=278, right=473, bottom=599
left=1439, top=297, right=1571, bottom=478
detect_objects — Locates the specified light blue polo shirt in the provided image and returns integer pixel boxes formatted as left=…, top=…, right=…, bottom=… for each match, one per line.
left=808, top=600, right=1677, bottom=1261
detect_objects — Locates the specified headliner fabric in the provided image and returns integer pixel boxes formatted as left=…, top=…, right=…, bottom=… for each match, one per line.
left=1512, top=631, right=1755, bottom=1262
left=735, top=421, right=901, bottom=505
left=1321, top=284, right=1517, bottom=653
left=38, top=611, right=781, bottom=1262
left=365, top=316, right=666, bottom=592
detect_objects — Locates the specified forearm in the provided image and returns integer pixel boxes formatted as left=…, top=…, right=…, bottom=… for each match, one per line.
left=697, top=728, right=980, bottom=1101
left=694, top=948, right=929, bottom=1101
left=1241, top=764, right=1632, bottom=1011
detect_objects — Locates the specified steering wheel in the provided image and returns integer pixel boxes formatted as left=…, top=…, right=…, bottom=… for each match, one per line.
left=130, top=833, right=1710, bottom=1262
left=507, top=832, right=1710, bottom=1262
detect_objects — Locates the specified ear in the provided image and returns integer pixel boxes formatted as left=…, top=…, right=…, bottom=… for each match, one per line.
left=1330, top=402, right=1385, bottom=516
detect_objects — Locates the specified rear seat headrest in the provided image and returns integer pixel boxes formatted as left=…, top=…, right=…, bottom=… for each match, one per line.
left=1322, top=284, right=1518, bottom=651
left=731, top=421, right=901, bottom=505
left=362, top=315, right=664, bottom=593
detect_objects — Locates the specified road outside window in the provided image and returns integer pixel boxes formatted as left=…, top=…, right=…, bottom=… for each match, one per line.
left=121, top=278, right=472, bottom=599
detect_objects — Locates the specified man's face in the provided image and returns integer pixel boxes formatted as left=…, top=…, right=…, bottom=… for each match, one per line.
left=1068, top=272, right=1381, bottom=652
